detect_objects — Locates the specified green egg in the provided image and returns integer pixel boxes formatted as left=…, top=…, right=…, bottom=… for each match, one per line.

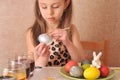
left=81, top=64, right=90, bottom=70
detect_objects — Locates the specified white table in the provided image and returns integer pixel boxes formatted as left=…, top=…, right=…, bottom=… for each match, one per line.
left=31, top=67, right=120, bottom=80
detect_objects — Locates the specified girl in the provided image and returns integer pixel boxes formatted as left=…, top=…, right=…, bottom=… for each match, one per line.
left=26, top=0, right=86, bottom=67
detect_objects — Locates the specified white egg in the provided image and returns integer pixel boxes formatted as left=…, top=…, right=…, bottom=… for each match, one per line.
left=38, top=34, right=53, bottom=45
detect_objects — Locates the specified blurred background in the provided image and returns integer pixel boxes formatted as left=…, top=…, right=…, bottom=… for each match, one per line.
left=0, top=0, right=120, bottom=68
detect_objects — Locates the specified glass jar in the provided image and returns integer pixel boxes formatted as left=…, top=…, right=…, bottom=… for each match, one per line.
left=8, top=60, right=26, bottom=80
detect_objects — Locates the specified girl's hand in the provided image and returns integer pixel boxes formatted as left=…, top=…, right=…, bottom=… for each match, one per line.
left=35, top=43, right=50, bottom=57
left=50, top=28, right=70, bottom=45
left=34, top=43, right=50, bottom=67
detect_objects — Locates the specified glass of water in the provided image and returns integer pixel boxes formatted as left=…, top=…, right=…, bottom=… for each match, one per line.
left=8, top=59, right=26, bottom=80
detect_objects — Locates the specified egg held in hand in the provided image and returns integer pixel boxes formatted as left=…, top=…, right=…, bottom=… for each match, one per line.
left=99, top=65, right=110, bottom=77
left=69, top=66, right=83, bottom=77
left=65, top=60, right=78, bottom=72
left=38, top=34, right=53, bottom=45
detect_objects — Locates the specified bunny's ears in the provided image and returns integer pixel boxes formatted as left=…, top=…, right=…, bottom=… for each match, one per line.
left=93, top=51, right=102, bottom=60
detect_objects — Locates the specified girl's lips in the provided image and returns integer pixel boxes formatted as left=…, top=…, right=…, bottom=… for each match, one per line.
left=47, top=17, right=55, bottom=21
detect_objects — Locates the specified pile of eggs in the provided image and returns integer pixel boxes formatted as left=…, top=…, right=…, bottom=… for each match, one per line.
left=65, top=60, right=110, bottom=80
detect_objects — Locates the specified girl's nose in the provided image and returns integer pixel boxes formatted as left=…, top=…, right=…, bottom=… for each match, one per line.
left=47, top=7, right=54, bottom=15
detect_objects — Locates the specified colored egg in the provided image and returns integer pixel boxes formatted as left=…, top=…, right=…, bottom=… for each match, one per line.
left=81, top=59, right=91, bottom=65
left=69, top=66, right=83, bottom=77
left=65, top=60, right=78, bottom=72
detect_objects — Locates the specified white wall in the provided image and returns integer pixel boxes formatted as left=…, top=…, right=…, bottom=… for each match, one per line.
left=0, top=0, right=35, bottom=68
left=72, top=0, right=120, bottom=66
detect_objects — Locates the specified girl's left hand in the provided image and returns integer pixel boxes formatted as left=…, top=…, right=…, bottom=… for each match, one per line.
left=50, top=28, right=70, bottom=45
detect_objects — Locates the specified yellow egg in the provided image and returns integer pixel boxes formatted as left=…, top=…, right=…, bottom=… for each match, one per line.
left=83, top=67, right=100, bottom=80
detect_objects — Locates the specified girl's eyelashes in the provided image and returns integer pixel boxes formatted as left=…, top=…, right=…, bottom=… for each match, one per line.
left=41, top=6, right=59, bottom=9
left=52, top=5, right=59, bottom=8
left=52, top=6, right=59, bottom=9
left=40, top=5, right=60, bottom=9
left=42, top=6, right=47, bottom=9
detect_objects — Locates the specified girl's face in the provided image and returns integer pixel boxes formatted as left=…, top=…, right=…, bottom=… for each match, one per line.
left=38, top=0, right=67, bottom=25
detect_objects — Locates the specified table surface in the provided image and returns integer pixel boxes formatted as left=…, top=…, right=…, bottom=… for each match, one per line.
left=31, top=67, right=120, bottom=80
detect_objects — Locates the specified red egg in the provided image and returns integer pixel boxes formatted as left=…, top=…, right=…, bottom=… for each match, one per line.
left=99, top=65, right=110, bottom=77
left=65, top=60, right=78, bottom=72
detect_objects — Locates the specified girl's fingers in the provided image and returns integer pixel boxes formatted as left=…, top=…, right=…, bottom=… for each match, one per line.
left=41, top=48, right=50, bottom=57
left=51, top=34, right=62, bottom=39
left=40, top=48, right=46, bottom=56
left=37, top=44, right=46, bottom=53
left=35, top=43, right=44, bottom=51
left=35, top=43, right=47, bottom=56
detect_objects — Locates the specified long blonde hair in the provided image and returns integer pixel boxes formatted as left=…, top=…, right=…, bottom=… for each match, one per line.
left=29, top=0, right=72, bottom=46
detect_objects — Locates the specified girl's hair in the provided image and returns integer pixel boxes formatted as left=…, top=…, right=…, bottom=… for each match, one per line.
left=29, top=0, right=72, bottom=46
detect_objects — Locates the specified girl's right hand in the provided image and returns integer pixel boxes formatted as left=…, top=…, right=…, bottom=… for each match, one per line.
left=34, top=43, right=50, bottom=67
left=35, top=43, right=50, bottom=57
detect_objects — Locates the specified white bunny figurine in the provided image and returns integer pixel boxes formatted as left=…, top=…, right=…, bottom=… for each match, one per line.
left=91, top=51, right=102, bottom=68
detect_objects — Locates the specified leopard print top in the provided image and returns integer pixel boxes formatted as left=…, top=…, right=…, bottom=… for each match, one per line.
left=46, top=40, right=71, bottom=66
